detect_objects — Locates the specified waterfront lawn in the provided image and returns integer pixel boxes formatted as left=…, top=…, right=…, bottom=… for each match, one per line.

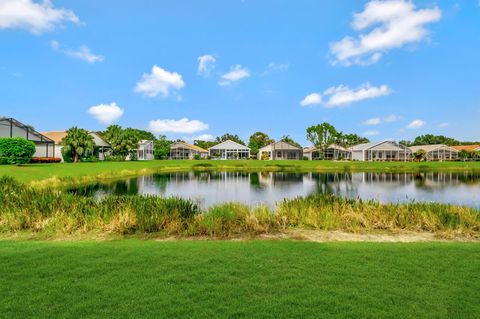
left=0, top=240, right=479, bottom=318
left=1, top=159, right=480, bottom=183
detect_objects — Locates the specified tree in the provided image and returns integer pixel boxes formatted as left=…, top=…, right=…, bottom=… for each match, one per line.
left=306, top=123, right=339, bottom=159
left=399, top=140, right=412, bottom=147
left=413, top=149, right=427, bottom=162
left=280, top=135, right=301, bottom=148
left=0, top=138, right=36, bottom=164
left=154, top=135, right=173, bottom=159
left=458, top=150, right=472, bottom=161
left=336, top=133, right=369, bottom=148
left=215, top=133, right=245, bottom=145
left=248, top=132, right=274, bottom=157
left=412, top=134, right=459, bottom=146
left=61, top=127, right=95, bottom=163
left=194, top=140, right=216, bottom=150
left=103, top=125, right=140, bottom=159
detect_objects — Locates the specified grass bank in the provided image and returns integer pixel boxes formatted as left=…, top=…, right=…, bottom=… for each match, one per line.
left=0, top=240, right=479, bottom=318
left=1, top=177, right=478, bottom=240
left=0, top=160, right=479, bottom=186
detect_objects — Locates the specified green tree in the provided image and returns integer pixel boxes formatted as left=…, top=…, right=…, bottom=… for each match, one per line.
left=103, top=125, right=140, bottom=159
left=280, top=135, right=301, bottom=148
left=336, top=133, right=369, bottom=148
left=248, top=132, right=274, bottom=157
left=215, top=133, right=245, bottom=145
left=413, top=149, right=427, bottom=162
left=306, top=123, right=339, bottom=159
left=154, top=135, right=173, bottom=159
left=413, top=134, right=459, bottom=146
left=0, top=138, right=36, bottom=164
left=458, top=150, right=472, bottom=161
left=194, top=140, right=216, bottom=150
left=61, top=127, right=95, bottom=163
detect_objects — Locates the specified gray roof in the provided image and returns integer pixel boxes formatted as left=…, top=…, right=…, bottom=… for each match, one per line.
left=351, top=141, right=409, bottom=152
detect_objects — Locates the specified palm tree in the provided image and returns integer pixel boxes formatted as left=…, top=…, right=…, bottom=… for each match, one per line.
left=413, top=149, right=427, bottom=162
left=61, top=127, right=95, bottom=163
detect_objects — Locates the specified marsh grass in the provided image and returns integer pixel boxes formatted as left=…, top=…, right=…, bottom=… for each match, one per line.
left=1, top=176, right=479, bottom=239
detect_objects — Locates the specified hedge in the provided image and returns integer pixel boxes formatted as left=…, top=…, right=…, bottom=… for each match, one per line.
left=0, top=138, right=36, bottom=165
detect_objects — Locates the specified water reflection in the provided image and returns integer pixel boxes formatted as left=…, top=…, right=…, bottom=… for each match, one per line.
left=67, top=171, right=480, bottom=208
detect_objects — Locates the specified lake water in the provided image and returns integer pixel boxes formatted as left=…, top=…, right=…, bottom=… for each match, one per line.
left=67, top=171, right=480, bottom=208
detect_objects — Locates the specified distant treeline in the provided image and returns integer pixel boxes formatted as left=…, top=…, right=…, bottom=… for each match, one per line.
left=400, top=134, right=480, bottom=147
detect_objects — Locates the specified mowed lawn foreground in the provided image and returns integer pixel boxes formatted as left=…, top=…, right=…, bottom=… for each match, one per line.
left=1, top=240, right=479, bottom=318
left=1, top=160, right=480, bottom=183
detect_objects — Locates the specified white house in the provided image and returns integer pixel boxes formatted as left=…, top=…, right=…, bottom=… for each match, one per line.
left=0, top=117, right=55, bottom=158
left=303, top=144, right=351, bottom=160
left=136, top=140, right=154, bottom=160
left=258, top=141, right=303, bottom=160
left=409, top=144, right=459, bottom=161
left=351, top=141, right=412, bottom=161
left=208, top=140, right=250, bottom=160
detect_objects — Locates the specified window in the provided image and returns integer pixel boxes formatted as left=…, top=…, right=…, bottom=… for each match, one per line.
left=277, top=152, right=282, bottom=158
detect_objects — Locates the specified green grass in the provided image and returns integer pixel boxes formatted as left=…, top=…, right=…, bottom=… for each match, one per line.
left=1, top=160, right=479, bottom=184
left=2, top=177, right=478, bottom=239
left=0, top=240, right=478, bottom=318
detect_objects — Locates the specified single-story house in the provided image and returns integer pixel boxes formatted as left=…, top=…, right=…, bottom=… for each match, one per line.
left=409, top=144, right=459, bottom=161
left=0, top=117, right=55, bottom=158
left=350, top=141, right=412, bottom=161
left=303, top=144, right=351, bottom=160
left=169, top=141, right=208, bottom=159
left=258, top=141, right=303, bottom=160
left=137, top=140, right=155, bottom=160
left=452, top=145, right=480, bottom=159
left=42, top=131, right=111, bottom=162
left=208, top=140, right=250, bottom=160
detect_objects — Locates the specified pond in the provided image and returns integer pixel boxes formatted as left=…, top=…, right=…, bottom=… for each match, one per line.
left=67, top=171, right=480, bottom=208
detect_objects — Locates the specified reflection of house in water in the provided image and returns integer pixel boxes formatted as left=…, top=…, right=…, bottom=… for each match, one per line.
left=257, top=172, right=304, bottom=188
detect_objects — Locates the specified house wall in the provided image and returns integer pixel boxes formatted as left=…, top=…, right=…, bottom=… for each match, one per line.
left=352, top=151, right=364, bottom=161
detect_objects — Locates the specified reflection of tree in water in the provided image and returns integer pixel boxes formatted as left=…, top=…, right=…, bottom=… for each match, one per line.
left=310, top=172, right=354, bottom=196
left=250, top=172, right=261, bottom=189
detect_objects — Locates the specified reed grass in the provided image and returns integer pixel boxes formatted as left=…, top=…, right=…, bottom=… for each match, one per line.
left=1, top=176, right=479, bottom=239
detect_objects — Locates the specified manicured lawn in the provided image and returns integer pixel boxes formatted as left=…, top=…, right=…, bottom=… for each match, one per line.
left=1, top=160, right=480, bottom=183
left=0, top=240, right=478, bottom=318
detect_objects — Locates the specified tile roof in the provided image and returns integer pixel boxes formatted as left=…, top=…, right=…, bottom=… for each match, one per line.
left=452, top=145, right=480, bottom=152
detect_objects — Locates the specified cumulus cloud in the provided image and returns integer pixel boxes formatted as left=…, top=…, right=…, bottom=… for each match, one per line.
left=324, top=83, right=390, bottom=107
left=135, top=65, right=185, bottom=98
left=330, top=0, right=442, bottom=66
left=0, top=0, right=79, bottom=34
left=218, top=65, right=250, bottom=86
left=300, top=93, right=322, bottom=107
left=197, top=54, right=216, bottom=77
left=193, top=134, right=215, bottom=141
left=363, top=117, right=382, bottom=125
left=88, top=102, right=124, bottom=125
left=149, top=118, right=209, bottom=134
left=407, top=119, right=426, bottom=129
left=51, top=41, right=103, bottom=63
left=263, top=62, right=289, bottom=75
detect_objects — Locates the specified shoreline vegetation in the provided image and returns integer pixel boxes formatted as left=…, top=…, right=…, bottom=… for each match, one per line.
left=1, top=177, right=478, bottom=241
left=0, top=160, right=480, bottom=187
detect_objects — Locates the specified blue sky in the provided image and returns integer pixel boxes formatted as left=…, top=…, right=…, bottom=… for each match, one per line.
left=1, top=0, right=479, bottom=145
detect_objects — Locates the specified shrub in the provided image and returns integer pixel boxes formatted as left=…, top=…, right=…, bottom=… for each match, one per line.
left=0, top=138, right=36, bottom=165
left=193, top=154, right=201, bottom=160
left=30, top=157, right=61, bottom=164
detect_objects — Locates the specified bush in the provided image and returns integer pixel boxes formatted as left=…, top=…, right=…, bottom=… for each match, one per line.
left=0, top=138, right=36, bottom=165
left=30, top=157, right=61, bottom=164
left=193, top=154, right=201, bottom=160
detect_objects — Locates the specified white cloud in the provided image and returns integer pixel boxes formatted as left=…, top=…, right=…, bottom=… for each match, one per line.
left=300, top=93, right=322, bottom=107
left=324, top=83, right=390, bottom=107
left=0, top=0, right=79, bottom=34
left=193, top=134, right=215, bottom=141
left=362, top=117, right=382, bottom=125
left=197, top=54, right=216, bottom=77
left=330, top=0, right=442, bottom=66
left=363, top=130, right=380, bottom=136
left=263, top=62, right=289, bottom=75
left=88, top=103, right=124, bottom=125
left=407, top=119, right=426, bottom=129
left=51, top=41, right=104, bottom=63
left=384, top=114, right=402, bottom=122
left=135, top=65, right=185, bottom=98
left=149, top=118, right=208, bottom=134
left=218, top=65, right=250, bottom=86
left=438, top=122, right=449, bottom=128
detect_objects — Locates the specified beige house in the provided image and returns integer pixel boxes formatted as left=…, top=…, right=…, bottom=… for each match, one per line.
left=169, top=141, right=208, bottom=159
left=42, top=131, right=111, bottom=162
left=303, top=144, right=351, bottom=160
left=351, top=141, right=412, bottom=161
left=258, top=141, right=303, bottom=160
left=409, top=144, right=458, bottom=161
left=209, top=140, right=250, bottom=160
